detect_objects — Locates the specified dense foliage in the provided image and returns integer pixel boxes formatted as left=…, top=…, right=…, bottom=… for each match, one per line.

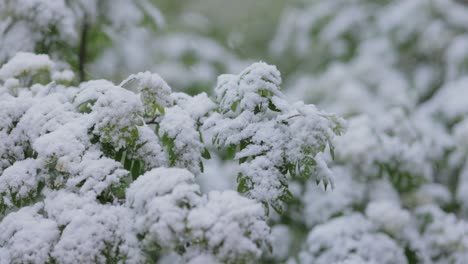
left=2, top=0, right=468, bottom=263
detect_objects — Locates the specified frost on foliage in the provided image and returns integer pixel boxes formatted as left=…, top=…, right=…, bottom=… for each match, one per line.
left=187, top=190, right=270, bottom=263
left=298, top=214, right=407, bottom=264
left=0, top=204, right=59, bottom=264
left=423, top=77, right=468, bottom=125
left=171, top=92, right=216, bottom=121
left=335, top=109, right=441, bottom=193
left=403, top=183, right=452, bottom=210
left=271, top=0, right=376, bottom=64
left=266, top=0, right=468, bottom=262
left=365, top=201, right=411, bottom=235
left=415, top=205, right=468, bottom=263
left=0, top=159, right=42, bottom=210
left=52, top=69, right=74, bottom=83
left=126, top=168, right=269, bottom=263
left=159, top=107, right=204, bottom=175
left=44, top=191, right=143, bottom=263
left=0, top=76, right=133, bottom=209
left=126, top=168, right=202, bottom=251
left=0, top=193, right=143, bottom=264
left=73, top=80, right=144, bottom=149
left=205, top=62, right=345, bottom=212
left=0, top=0, right=76, bottom=62
left=131, top=125, right=166, bottom=172
left=0, top=93, right=33, bottom=172
left=1, top=53, right=247, bottom=262
left=0, top=52, right=54, bottom=80
left=0, top=0, right=163, bottom=79
left=288, top=40, right=411, bottom=117
left=120, top=71, right=172, bottom=118
left=272, top=0, right=468, bottom=95
left=120, top=72, right=210, bottom=175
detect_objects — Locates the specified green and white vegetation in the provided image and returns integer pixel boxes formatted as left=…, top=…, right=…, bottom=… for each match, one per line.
left=2, top=0, right=468, bottom=263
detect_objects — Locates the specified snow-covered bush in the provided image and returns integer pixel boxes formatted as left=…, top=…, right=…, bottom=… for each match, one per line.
left=263, top=1, right=468, bottom=263
left=0, top=0, right=163, bottom=81
left=4, top=0, right=468, bottom=263
left=0, top=51, right=342, bottom=263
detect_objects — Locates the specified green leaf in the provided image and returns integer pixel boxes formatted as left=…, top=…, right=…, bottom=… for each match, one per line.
left=114, top=148, right=125, bottom=163
left=271, top=201, right=283, bottom=215
left=124, top=157, right=133, bottom=171
left=254, top=105, right=261, bottom=114
left=268, top=99, right=280, bottom=112
left=201, top=148, right=211, bottom=159
left=301, top=164, right=312, bottom=180
left=76, top=99, right=96, bottom=113
left=237, top=173, right=251, bottom=193
left=287, top=163, right=296, bottom=178
left=279, top=188, right=294, bottom=203
left=231, top=100, right=240, bottom=112
left=131, top=159, right=141, bottom=179
left=161, top=133, right=177, bottom=166
left=225, top=144, right=237, bottom=160
left=199, top=159, right=204, bottom=173
left=309, top=157, right=317, bottom=166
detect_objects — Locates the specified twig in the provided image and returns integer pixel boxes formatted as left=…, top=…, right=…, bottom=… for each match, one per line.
left=78, top=18, right=89, bottom=82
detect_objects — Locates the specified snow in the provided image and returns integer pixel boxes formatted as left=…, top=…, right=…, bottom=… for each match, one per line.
left=187, top=190, right=269, bottom=262
left=159, top=106, right=204, bottom=174
left=0, top=52, right=54, bottom=80
left=120, top=71, right=172, bottom=118
left=45, top=191, right=143, bottom=263
left=0, top=159, right=41, bottom=208
left=52, top=70, right=74, bottom=82
left=3, top=0, right=468, bottom=261
left=205, top=62, right=344, bottom=205
left=0, top=53, right=275, bottom=262
left=298, top=214, right=407, bottom=264
left=0, top=204, right=60, bottom=264
left=365, top=201, right=410, bottom=234
left=126, top=168, right=202, bottom=249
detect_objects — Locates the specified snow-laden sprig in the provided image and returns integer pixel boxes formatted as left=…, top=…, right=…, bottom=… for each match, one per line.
left=126, top=168, right=270, bottom=263
left=120, top=72, right=214, bottom=175
left=272, top=0, right=468, bottom=94
left=186, top=190, right=270, bottom=263
left=126, top=168, right=202, bottom=253
left=44, top=191, right=144, bottom=263
left=334, top=108, right=448, bottom=193
left=415, top=205, right=468, bottom=263
left=296, top=214, right=407, bottom=264
left=0, top=53, right=275, bottom=263
left=73, top=79, right=144, bottom=149
left=0, top=203, right=60, bottom=264
left=0, top=52, right=54, bottom=81
left=0, top=0, right=163, bottom=81
left=271, top=0, right=376, bottom=65
left=120, top=71, right=172, bottom=118
left=204, top=62, right=345, bottom=213
left=287, top=39, right=412, bottom=117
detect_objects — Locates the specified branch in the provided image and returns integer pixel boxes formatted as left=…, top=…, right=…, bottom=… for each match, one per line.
left=78, top=18, right=89, bottom=82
